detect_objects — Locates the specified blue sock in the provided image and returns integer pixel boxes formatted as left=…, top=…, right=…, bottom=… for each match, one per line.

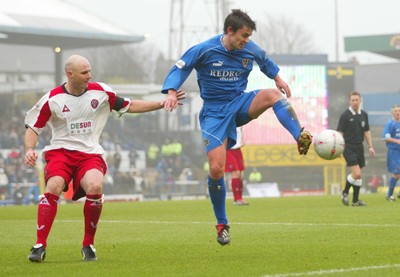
left=273, top=99, right=302, bottom=140
left=207, top=176, right=228, bottom=225
left=388, top=176, right=398, bottom=197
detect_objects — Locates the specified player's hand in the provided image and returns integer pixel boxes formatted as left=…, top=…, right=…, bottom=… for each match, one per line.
left=164, top=89, right=185, bottom=112
left=163, top=89, right=178, bottom=112
left=24, top=148, right=38, bottom=167
left=274, top=75, right=292, bottom=98
left=176, top=89, right=186, bottom=102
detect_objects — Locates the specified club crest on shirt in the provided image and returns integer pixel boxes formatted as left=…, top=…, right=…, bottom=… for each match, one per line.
left=91, top=99, right=99, bottom=109
left=242, top=58, right=249, bottom=68
left=361, top=121, right=365, bottom=128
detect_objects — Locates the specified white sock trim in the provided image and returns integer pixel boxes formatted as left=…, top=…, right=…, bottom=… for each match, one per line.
left=353, top=179, right=362, bottom=187
left=347, top=174, right=356, bottom=184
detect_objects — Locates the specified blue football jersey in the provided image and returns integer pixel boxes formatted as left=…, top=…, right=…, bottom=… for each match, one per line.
left=382, top=119, right=400, bottom=151
left=162, top=34, right=280, bottom=103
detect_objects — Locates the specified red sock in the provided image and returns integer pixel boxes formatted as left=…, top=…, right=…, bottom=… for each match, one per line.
left=238, top=179, right=244, bottom=200
left=83, top=194, right=103, bottom=247
left=231, top=178, right=241, bottom=201
left=36, top=193, right=59, bottom=248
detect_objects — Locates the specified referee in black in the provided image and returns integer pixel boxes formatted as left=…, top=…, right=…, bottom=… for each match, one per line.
left=337, top=91, right=375, bottom=206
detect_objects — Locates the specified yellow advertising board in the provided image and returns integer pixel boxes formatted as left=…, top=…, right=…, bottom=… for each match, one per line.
left=242, top=144, right=345, bottom=167
left=242, top=144, right=346, bottom=195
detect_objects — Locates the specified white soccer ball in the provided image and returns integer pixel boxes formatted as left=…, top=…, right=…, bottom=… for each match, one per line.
left=314, top=129, right=345, bottom=160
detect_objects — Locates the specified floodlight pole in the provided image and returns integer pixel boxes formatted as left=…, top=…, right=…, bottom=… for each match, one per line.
left=334, top=0, right=339, bottom=62
left=54, top=47, right=62, bottom=86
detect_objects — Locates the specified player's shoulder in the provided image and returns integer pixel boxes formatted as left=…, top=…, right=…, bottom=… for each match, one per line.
left=195, top=35, right=223, bottom=51
left=244, top=39, right=260, bottom=50
left=49, top=85, right=64, bottom=98
left=87, top=82, right=115, bottom=94
left=202, top=34, right=222, bottom=45
left=243, top=40, right=264, bottom=54
left=87, top=82, right=106, bottom=91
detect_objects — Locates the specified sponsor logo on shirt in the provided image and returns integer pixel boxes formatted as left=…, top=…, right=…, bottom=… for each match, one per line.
left=209, top=69, right=242, bottom=81
left=68, top=120, right=93, bottom=134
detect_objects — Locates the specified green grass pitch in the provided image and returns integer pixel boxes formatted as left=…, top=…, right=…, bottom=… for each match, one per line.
left=1, top=194, right=400, bottom=277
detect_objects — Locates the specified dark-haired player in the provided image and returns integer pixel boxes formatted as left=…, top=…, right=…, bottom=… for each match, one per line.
left=161, top=9, right=312, bottom=245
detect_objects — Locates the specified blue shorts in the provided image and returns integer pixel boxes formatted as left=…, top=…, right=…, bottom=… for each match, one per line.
left=387, top=149, right=400, bottom=174
left=199, top=91, right=257, bottom=153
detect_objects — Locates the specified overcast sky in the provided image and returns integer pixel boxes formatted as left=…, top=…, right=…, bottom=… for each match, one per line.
left=66, top=0, right=399, bottom=64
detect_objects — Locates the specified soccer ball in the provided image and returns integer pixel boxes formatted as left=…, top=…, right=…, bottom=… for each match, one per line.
left=314, top=129, right=345, bottom=160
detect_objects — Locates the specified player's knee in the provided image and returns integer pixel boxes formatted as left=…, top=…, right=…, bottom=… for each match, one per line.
left=84, top=180, right=103, bottom=194
left=46, top=177, right=66, bottom=196
left=250, top=89, right=282, bottom=118
left=260, top=88, right=282, bottom=102
left=209, top=164, right=225, bottom=179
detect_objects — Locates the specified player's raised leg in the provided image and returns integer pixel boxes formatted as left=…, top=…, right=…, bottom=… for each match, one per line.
left=248, top=89, right=312, bottom=155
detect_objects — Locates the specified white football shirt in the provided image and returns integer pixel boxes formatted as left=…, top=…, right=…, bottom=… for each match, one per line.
left=25, top=82, right=131, bottom=154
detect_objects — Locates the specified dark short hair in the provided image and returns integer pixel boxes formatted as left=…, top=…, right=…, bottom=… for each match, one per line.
left=223, top=9, right=256, bottom=33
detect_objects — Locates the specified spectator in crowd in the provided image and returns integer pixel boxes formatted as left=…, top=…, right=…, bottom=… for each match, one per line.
left=249, top=168, right=262, bottom=183
left=133, top=170, right=145, bottom=193
left=171, top=138, right=183, bottom=158
left=128, top=149, right=139, bottom=168
left=147, top=143, right=160, bottom=167
left=26, top=167, right=40, bottom=204
left=368, top=173, right=382, bottom=194
left=13, top=183, right=24, bottom=205
left=0, top=167, right=9, bottom=199
left=113, top=152, right=122, bottom=171
left=161, top=138, right=173, bottom=158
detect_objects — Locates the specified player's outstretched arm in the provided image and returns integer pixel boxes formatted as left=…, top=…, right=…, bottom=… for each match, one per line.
left=128, top=90, right=186, bottom=113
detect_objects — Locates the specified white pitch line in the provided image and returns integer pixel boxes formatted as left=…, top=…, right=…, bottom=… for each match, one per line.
left=58, top=219, right=400, bottom=228
left=263, top=264, right=400, bottom=276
